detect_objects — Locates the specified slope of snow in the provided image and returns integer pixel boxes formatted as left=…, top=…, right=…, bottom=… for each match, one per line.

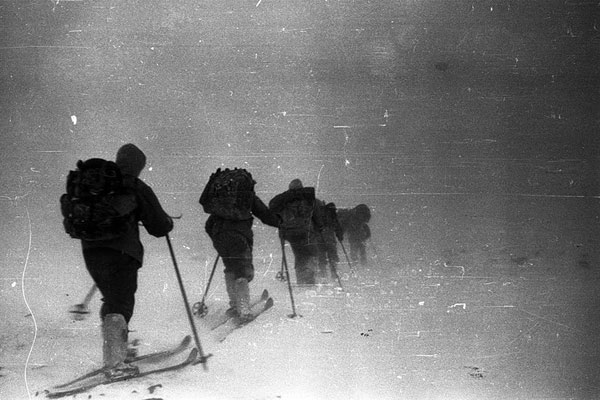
left=2, top=193, right=599, bottom=400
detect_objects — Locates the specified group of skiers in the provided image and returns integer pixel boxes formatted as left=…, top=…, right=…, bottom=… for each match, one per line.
left=268, top=178, right=371, bottom=285
left=60, top=143, right=372, bottom=379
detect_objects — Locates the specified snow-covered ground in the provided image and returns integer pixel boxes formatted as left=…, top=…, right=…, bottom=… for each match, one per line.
left=1, top=1, right=599, bottom=399
left=2, top=190, right=600, bottom=400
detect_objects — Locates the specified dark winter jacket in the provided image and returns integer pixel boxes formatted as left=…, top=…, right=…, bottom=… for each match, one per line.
left=338, top=205, right=371, bottom=242
left=318, top=200, right=343, bottom=241
left=81, top=144, right=173, bottom=263
left=204, top=195, right=280, bottom=243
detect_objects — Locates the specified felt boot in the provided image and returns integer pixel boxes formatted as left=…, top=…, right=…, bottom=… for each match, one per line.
left=102, top=313, right=139, bottom=379
left=235, top=277, right=253, bottom=323
left=224, top=273, right=238, bottom=318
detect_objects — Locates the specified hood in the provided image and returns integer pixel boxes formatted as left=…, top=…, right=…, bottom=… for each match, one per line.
left=116, top=143, right=146, bottom=178
left=288, top=178, right=303, bottom=190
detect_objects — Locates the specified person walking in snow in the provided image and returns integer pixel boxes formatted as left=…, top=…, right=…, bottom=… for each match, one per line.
left=338, top=204, right=371, bottom=266
left=67, top=143, right=174, bottom=379
left=199, top=168, right=280, bottom=322
left=316, top=201, right=344, bottom=283
left=269, top=179, right=324, bottom=285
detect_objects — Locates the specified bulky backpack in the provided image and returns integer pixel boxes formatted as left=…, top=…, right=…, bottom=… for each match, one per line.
left=199, top=168, right=255, bottom=220
left=278, top=187, right=316, bottom=237
left=354, top=204, right=371, bottom=223
left=60, top=158, right=137, bottom=241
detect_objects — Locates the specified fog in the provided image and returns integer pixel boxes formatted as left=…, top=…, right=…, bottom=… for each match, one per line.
left=1, top=1, right=599, bottom=399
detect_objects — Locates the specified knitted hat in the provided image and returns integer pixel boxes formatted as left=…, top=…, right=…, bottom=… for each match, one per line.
left=288, top=178, right=303, bottom=190
left=116, top=143, right=146, bottom=178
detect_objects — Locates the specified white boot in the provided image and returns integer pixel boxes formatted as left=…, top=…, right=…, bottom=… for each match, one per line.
left=102, top=313, right=139, bottom=379
left=224, top=273, right=238, bottom=317
left=235, top=277, right=253, bottom=323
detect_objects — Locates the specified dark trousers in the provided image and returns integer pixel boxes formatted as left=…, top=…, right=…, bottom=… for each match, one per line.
left=83, top=247, right=140, bottom=323
left=318, top=230, right=340, bottom=275
left=211, top=231, right=254, bottom=281
left=349, top=239, right=367, bottom=265
left=284, top=231, right=318, bottom=284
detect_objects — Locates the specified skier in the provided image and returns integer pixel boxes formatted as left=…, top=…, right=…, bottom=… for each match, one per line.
left=269, top=179, right=324, bottom=285
left=338, top=204, right=371, bottom=266
left=200, top=168, right=280, bottom=322
left=316, top=201, right=344, bottom=283
left=74, top=144, right=173, bottom=379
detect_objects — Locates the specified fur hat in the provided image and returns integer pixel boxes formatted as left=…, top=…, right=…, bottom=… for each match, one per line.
left=116, top=143, right=146, bottom=178
left=288, top=178, right=303, bottom=190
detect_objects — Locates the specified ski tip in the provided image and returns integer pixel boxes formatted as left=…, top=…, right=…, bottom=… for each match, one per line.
left=181, top=348, right=199, bottom=365
left=264, top=297, right=274, bottom=309
left=261, top=289, right=269, bottom=300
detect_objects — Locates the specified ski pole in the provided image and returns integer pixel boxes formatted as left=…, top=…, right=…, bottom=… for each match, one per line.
left=192, top=255, right=220, bottom=318
left=318, top=231, right=343, bottom=290
left=165, top=235, right=211, bottom=369
left=329, top=259, right=343, bottom=290
left=82, top=284, right=98, bottom=305
left=69, top=284, right=98, bottom=320
left=280, top=236, right=300, bottom=318
left=338, top=239, right=355, bottom=274
left=275, top=255, right=286, bottom=281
